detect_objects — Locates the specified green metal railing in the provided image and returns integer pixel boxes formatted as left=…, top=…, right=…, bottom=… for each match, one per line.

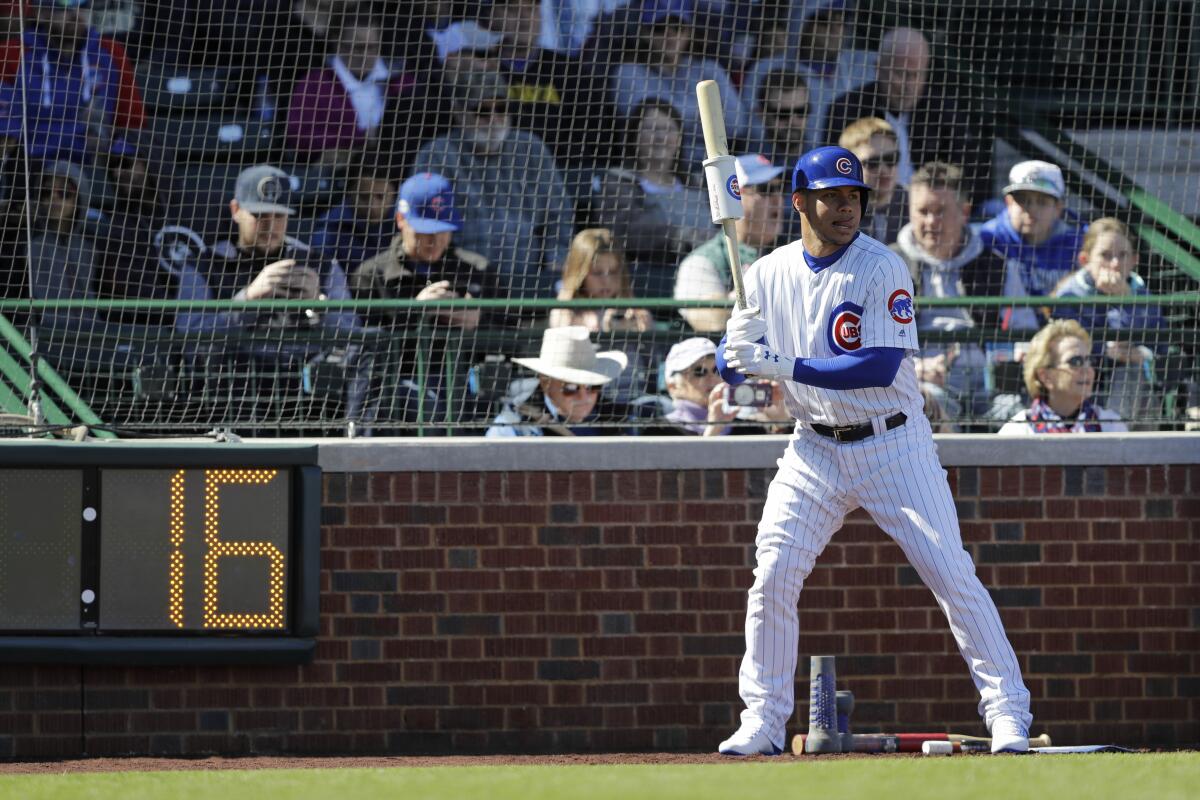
left=0, top=295, right=1192, bottom=437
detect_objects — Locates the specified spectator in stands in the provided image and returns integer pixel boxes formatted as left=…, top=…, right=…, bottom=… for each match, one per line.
left=351, top=171, right=494, bottom=330
left=584, top=98, right=711, bottom=295
left=310, top=162, right=398, bottom=275
left=675, top=153, right=784, bottom=332
left=26, top=160, right=99, bottom=322
left=839, top=117, right=906, bottom=246
left=486, top=0, right=611, bottom=166
left=350, top=171, right=495, bottom=430
left=637, top=337, right=734, bottom=435
left=550, top=228, right=652, bottom=333
left=412, top=69, right=573, bottom=299
left=890, top=161, right=1008, bottom=419
left=175, top=165, right=358, bottom=337
left=286, top=10, right=414, bottom=162
left=635, top=337, right=794, bottom=435
left=91, top=134, right=180, bottom=326
left=0, top=0, right=146, bottom=163
left=998, top=319, right=1128, bottom=434
left=609, top=0, right=755, bottom=172
left=1052, top=217, right=1165, bottom=425
left=742, top=0, right=874, bottom=155
left=486, top=325, right=628, bottom=437
left=824, top=27, right=990, bottom=204
left=979, top=160, right=1084, bottom=310
left=752, top=68, right=811, bottom=174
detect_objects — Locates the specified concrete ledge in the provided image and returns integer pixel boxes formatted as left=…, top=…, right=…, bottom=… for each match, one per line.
left=315, top=432, right=1200, bottom=472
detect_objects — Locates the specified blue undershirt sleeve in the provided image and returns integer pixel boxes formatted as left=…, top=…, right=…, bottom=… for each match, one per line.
left=790, top=347, right=904, bottom=390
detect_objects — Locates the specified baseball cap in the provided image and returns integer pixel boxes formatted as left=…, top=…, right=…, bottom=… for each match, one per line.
left=397, top=172, right=463, bottom=234
left=1003, top=160, right=1065, bottom=200
left=640, top=0, right=695, bottom=26
left=665, top=337, right=717, bottom=375
left=735, top=154, right=785, bottom=189
left=234, top=165, right=295, bottom=216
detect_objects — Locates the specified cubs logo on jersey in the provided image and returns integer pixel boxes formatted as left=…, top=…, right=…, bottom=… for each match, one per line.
left=888, top=289, right=914, bottom=324
left=827, top=301, right=863, bottom=354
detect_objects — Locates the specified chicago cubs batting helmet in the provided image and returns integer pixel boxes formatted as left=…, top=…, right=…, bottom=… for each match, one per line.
left=791, top=146, right=871, bottom=213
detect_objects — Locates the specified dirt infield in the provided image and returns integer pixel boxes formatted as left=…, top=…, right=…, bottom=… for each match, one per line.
left=0, top=752, right=940, bottom=773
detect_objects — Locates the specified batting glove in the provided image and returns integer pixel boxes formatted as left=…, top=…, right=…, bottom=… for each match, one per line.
left=724, top=341, right=795, bottom=381
left=725, top=305, right=768, bottom=348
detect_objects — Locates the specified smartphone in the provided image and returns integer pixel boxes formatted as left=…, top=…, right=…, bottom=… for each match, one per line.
left=725, top=380, right=773, bottom=408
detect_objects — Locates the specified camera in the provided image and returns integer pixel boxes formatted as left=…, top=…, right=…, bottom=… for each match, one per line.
left=726, top=380, right=773, bottom=408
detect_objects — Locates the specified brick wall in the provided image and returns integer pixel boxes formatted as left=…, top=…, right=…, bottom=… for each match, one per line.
left=2, top=462, right=1198, bottom=758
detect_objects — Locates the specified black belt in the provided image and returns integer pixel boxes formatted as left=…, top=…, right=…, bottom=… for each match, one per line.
left=811, top=412, right=907, bottom=443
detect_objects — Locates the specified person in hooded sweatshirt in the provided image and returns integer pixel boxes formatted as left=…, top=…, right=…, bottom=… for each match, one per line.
left=889, top=161, right=1008, bottom=420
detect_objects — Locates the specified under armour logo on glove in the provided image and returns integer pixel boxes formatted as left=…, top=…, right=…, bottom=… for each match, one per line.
left=725, top=343, right=794, bottom=381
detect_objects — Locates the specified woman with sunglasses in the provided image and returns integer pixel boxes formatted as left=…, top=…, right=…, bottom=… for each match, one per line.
left=838, top=116, right=906, bottom=245
left=998, top=319, right=1128, bottom=434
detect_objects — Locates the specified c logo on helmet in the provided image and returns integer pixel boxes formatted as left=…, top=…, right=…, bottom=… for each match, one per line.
left=726, top=174, right=741, bottom=200
left=835, top=157, right=853, bottom=175
left=888, top=289, right=914, bottom=324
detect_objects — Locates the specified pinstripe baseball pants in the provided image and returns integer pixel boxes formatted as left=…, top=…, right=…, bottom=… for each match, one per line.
left=735, top=412, right=1033, bottom=750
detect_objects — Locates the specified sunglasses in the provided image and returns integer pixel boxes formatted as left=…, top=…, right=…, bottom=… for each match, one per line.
left=1055, top=355, right=1096, bottom=369
left=861, top=151, right=899, bottom=170
left=677, top=365, right=715, bottom=379
left=560, top=383, right=601, bottom=396
left=762, top=103, right=809, bottom=119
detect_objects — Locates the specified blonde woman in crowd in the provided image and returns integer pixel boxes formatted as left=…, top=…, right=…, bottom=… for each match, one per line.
left=550, top=229, right=653, bottom=333
left=998, top=319, right=1129, bottom=434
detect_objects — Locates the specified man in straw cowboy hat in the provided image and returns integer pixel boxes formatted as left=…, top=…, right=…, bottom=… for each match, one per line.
left=486, top=326, right=628, bottom=437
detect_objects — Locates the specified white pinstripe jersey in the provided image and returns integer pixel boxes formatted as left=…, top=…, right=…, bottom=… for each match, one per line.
left=743, top=233, right=924, bottom=426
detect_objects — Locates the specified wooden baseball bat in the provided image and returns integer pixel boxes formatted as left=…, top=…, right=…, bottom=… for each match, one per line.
left=695, top=79, right=748, bottom=311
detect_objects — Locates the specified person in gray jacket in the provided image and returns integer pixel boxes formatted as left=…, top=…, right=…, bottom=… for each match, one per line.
left=411, top=69, right=574, bottom=300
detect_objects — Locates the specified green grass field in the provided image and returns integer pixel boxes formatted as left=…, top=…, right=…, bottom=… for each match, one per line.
left=2, top=754, right=1198, bottom=800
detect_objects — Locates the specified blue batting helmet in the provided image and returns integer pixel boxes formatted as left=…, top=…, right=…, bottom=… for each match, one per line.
left=791, top=146, right=871, bottom=194
left=791, top=146, right=871, bottom=216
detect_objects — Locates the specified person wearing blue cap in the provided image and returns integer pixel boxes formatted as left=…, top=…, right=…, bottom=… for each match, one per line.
left=674, top=154, right=785, bottom=332
left=351, top=171, right=496, bottom=328
left=0, top=0, right=146, bottom=162
left=350, top=172, right=499, bottom=432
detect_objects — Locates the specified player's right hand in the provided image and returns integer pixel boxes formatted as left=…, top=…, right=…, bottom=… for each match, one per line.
left=725, top=304, right=768, bottom=347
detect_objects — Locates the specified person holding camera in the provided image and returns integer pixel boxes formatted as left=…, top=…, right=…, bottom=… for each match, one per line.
left=638, top=338, right=790, bottom=436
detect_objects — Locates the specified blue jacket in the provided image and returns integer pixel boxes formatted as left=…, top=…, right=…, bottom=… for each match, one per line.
left=977, top=211, right=1085, bottom=297
left=1051, top=268, right=1167, bottom=353
left=0, top=31, right=124, bottom=162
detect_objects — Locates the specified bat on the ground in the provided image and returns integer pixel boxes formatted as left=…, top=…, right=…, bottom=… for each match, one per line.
left=791, top=732, right=1052, bottom=754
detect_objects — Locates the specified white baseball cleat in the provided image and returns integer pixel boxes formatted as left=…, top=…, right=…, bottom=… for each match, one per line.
left=990, top=716, right=1030, bottom=753
left=718, top=725, right=784, bottom=756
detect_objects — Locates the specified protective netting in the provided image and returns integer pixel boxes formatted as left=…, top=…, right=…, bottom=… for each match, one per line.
left=0, top=0, right=1195, bottom=437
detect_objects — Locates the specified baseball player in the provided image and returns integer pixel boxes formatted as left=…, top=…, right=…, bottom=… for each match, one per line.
left=716, top=146, right=1032, bottom=756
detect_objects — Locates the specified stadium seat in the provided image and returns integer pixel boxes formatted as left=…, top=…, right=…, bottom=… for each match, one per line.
left=135, top=62, right=235, bottom=116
